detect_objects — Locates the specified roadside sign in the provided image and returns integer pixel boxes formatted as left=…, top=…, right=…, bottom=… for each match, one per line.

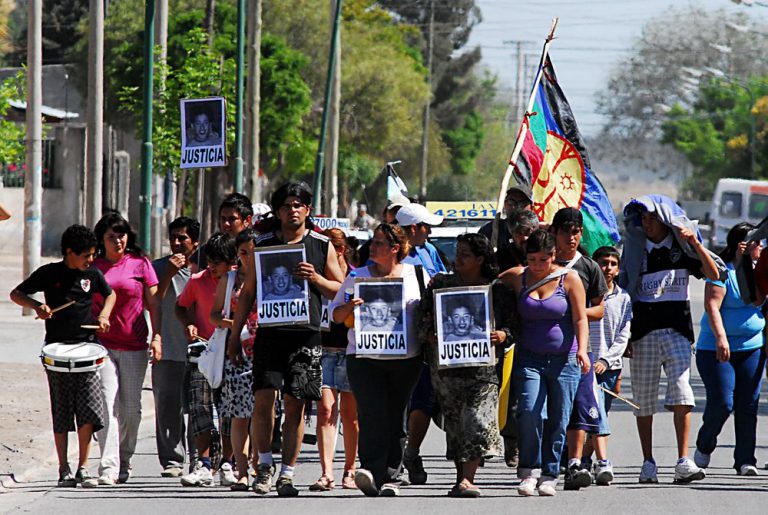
left=311, top=217, right=352, bottom=232
left=425, top=201, right=497, bottom=220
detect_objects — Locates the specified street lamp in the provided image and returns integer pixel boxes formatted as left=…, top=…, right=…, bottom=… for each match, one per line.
left=701, top=66, right=758, bottom=178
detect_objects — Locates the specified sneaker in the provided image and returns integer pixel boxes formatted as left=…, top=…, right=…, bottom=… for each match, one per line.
left=180, top=461, right=214, bottom=487
left=387, top=467, right=411, bottom=487
left=97, top=474, right=117, bottom=486
left=275, top=475, right=299, bottom=497
left=739, top=464, right=759, bottom=476
left=354, top=469, right=379, bottom=497
left=379, top=483, right=400, bottom=497
left=75, top=467, right=98, bottom=488
left=581, top=457, right=593, bottom=477
left=517, top=477, right=537, bottom=496
left=57, top=466, right=77, bottom=488
left=694, top=449, right=710, bottom=469
left=537, top=476, right=557, bottom=497
left=594, top=460, right=614, bottom=486
left=673, top=458, right=705, bottom=484
left=219, top=462, right=237, bottom=487
left=252, top=463, right=275, bottom=495
left=117, top=467, right=132, bottom=484
left=639, top=459, right=658, bottom=484
left=161, top=466, right=183, bottom=478
left=564, top=463, right=591, bottom=490
left=505, top=444, right=520, bottom=468
left=403, top=454, right=427, bottom=485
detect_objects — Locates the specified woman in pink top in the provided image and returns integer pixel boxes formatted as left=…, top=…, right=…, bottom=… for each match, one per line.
left=92, top=212, right=161, bottom=485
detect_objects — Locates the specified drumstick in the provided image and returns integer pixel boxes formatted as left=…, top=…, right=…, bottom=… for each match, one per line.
left=598, top=384, right=641, bottom=410
left=81, top=325, right=101, bottom=330
left=35, top=300, right=75, bottom=319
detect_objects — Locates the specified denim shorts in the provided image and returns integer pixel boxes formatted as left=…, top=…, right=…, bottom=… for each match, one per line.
left=321, top=348, right=352, bottom=393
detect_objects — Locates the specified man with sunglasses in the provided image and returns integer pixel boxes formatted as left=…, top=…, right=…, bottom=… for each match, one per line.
left=230, top=181, right=344, bottom=497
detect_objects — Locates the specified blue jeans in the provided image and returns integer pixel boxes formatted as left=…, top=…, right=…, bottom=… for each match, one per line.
left=695, top=348, right=765, bottom=470
left=514, top=350, right=580, bottom=479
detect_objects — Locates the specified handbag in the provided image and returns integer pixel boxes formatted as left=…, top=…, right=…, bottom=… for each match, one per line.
left=198, top=270, right=235, bottom=388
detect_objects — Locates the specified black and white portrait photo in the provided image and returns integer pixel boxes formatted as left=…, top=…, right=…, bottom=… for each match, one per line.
left=255, top=245, right=309, bottom=326
left=180, top=97, right=227, bottom=169
left=354, top=279, right=407, bottom=357
left=435, top=287, right=494, bottom=368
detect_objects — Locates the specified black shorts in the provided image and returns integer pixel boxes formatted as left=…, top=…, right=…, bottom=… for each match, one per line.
left=252, top=330, right=322, bottom=401
left=46, top=370, right=104, bottom=434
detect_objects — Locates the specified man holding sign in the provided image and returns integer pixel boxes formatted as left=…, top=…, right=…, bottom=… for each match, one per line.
left=230, top=182, right=343, bottom=497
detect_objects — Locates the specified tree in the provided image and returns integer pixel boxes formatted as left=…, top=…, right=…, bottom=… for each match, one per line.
left=597, top=6, right=768, bottom=139
left=0, top=72, right=25, bottom=166
left=5, top=0, right=89, bottom=66
left=661, top=77, right=768, bottom=199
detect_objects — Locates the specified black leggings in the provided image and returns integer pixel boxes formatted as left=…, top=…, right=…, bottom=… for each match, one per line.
left=347, top=355, right=422, bottom=488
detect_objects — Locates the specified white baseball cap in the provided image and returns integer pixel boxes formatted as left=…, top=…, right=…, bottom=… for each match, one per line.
left=395, top=203, right=444, bottom=227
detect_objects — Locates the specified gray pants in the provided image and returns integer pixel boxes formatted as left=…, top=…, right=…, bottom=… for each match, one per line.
left=152, top=360, right=194, bottom=469
left=97, top=348, right=148, bottom=477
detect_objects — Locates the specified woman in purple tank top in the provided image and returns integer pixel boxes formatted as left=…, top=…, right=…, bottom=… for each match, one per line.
left=504, top=229, right=590, bottom=497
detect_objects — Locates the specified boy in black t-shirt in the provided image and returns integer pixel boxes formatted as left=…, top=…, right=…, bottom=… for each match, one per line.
left=619, top=198, right=720, bottom=485
left=10, top=225, right=115, bottom=488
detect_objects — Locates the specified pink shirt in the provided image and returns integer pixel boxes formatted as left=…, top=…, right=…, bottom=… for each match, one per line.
left=177, top=269, right=219, bottom=340
left=92, top=253, right=159, bottom=351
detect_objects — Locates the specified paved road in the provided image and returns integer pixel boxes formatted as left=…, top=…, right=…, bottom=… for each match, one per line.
left=2, top=278, right=768, bottom=514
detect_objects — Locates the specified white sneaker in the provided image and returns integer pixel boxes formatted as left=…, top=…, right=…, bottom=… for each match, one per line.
left=97, top=474, right=117, bottom=486
left=674, top=458, right=705, bottom=484
left=594, top=460, right=614, bottom=486
left=219, top=462, right=237, bottom=486
left=537, top=476, right=557, bottom=496
left=379, top=483, right=400, bottom=497
left=693, top=449, right=710, bottom=469
left=639, top=459, right=658, bottom=484
left=180, top=461, right=214, bottom=487
left=517, top=477, right=537, bottom=496
left=354, top=469, right=378, bottom=497
left=739, top=464, right=759, bottom=476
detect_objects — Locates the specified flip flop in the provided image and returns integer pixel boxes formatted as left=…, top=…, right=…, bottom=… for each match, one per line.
left=309, top=475, right=335, bottom=492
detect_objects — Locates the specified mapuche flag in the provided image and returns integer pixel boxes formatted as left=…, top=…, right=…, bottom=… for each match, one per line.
left=511, top=57, right=620, bottom=254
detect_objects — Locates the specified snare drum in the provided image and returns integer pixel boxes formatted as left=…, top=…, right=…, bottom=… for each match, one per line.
left=187, top=339, right=209, bottom=364
left=41, top=342, right=108, bottom=373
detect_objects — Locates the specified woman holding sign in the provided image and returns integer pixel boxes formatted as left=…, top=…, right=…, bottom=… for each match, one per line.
left=329, top=223, right=428, bottom=497
left=418, top=233, right=517, bottom=497
left=504, top=229, right=590, bottom=497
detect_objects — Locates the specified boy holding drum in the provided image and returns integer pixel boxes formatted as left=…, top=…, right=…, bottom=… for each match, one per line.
left=10, top=225, right=116, bottom=488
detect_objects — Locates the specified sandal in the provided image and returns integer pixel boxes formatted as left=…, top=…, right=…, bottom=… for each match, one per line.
left=309, top=475, right=335, bottom=492
left=342, top=471, right=357, bottom=490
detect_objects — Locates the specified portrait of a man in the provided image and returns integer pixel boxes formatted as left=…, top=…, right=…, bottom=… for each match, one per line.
left=442, top=296, right=486, bottom=342
left=260, top=253, right=305, bottom=302
left=359, top=283, right=403, bottom=333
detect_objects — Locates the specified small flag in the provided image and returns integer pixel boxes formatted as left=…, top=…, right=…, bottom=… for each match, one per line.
left=386, top=163, right=409, bottom=202
left=512, top=57, right=620, bottom=254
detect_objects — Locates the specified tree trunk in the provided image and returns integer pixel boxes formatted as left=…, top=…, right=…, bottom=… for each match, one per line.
left=205, top=0, right=216, bottom=48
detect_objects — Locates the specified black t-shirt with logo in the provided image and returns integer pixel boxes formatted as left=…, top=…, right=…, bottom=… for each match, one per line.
left=16, top=261, right=112, bottom=344
left=630, top=236, right=703, bottom=342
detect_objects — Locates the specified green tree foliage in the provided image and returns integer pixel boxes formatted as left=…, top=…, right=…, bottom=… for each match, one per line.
left=0, top=72, right=25, bottom=166
left=661, top=78, right=768, bottom=199
left=6, top=0, right=89, bottom=66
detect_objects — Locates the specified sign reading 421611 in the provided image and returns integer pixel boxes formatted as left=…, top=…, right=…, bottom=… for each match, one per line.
left=180, top=97, right=227, bottom=169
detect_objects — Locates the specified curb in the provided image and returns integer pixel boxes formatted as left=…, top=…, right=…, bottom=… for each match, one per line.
left=0, top=386, right=156, bottom=493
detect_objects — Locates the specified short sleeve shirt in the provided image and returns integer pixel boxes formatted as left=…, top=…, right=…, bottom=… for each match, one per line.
left=92, top=254, right=159, bottom=350
left=152, top=257, right=192, bottom=362
left=16, top=261, right=112, bottom=344
left=177, top=269, right=220, bottom=340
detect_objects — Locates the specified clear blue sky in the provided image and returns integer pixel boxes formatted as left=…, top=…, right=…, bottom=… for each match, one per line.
left=469, top=0, right=768, bottom=135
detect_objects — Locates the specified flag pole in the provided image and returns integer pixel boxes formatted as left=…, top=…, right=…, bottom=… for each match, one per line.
left=495, top=17, right=559, bottom=212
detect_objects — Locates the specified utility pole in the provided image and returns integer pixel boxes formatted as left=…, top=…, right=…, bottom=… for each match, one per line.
left=139, top=0, right=156, bottom=251
left=152, top=0, right=169, bottom=256
left=23, top=0, right=42, bottom=316
left=502, top=40, right=532, bottom=127
left=246, top=0, right=262, bottom=202
left=311, top=0, right=343, bottom=213
left=324, top=0, right=341, bottom=217
left=86, top=0, right=105, bottom=227
left=233, top=0, right=246, bottom=193
left=419, top=0, right=434, bottom=200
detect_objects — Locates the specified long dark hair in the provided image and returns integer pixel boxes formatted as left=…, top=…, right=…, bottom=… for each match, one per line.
left=526, top=228, right=556, bottom=255
left=457, top=232, right=498, bottom=281
left=721, top=222, right=755, bottom=264
left=94, top=211, right=145, bottom=257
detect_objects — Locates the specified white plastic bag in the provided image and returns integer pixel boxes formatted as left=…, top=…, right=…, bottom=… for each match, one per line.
left=198, top=270, right=235, bottom=388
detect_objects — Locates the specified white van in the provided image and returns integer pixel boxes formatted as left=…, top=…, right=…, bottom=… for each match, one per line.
left=710, top=178, right=768, bottom=250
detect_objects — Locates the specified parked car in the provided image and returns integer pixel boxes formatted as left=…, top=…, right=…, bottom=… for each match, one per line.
left=710, top=178, right=768, bottom=250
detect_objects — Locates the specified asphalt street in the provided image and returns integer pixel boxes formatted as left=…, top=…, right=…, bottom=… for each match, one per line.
left=2, top=278, right=768, bottom=514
